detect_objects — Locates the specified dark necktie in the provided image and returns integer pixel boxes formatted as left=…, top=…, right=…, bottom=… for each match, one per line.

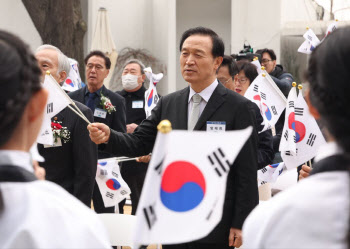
left=86, top=92, right=96, bottom=112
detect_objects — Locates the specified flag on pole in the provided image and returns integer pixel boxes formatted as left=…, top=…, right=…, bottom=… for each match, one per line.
left=258, top=162, right=286, bottom=187
left=96, top=158, right=131, bottom=208
left=303, top=28, right=320, bottom=47
left=297, top=40, right=315, bottom=55
left=144, top=67, right=163, bottom=118
left=279, top=86, right=298, bottom=154
left=133, top=127, right=253, bottom=246
left=280, top=86, right=326, bottom=169
left=62, top=58, right=83, bottom=92
left=37, top=74, right=71, bottom=145
left=323, top=21, right=338, bottom=39
left=251, top=58, right=262, bottom=74
left=244, top=72, right=287, bottom=132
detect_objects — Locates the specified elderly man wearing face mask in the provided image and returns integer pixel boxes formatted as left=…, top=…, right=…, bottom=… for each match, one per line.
left=69, top=50, right=126, bottom=214
left=115, top=59, right=151, bottom=215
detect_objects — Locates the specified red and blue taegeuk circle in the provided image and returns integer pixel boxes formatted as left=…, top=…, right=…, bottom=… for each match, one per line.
left=160, top=161, right=206, bottom=212
left=147, top=89, right=154, bottom=107
left=106, top=178, right=121, bottom=190
left=253, top=95, right=272, bottom=121
left=65, top=78, right=74, bottom=87
left=288, top=112, right=306, bottom=143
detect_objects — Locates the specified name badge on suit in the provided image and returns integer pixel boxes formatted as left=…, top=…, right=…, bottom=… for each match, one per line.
left=94, top=108, right=107, bottom=119
left=206, top=121, right=226, bottom=132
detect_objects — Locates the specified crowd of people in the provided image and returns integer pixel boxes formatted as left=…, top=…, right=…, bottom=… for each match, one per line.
left=0, top=24, right=349, bottom=249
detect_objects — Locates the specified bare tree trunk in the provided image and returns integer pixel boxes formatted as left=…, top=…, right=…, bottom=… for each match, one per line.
left=22, top=0, right=87, bottom=80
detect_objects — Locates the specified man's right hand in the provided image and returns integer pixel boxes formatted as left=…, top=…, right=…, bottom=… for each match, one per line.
left=87, top=123, right=111, bottom=144
left=299, top=164, right=311, bottom=180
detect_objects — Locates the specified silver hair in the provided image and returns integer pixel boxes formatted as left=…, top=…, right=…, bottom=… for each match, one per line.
left=123, top=59, right=145, bottom=74
left=36, top=44, right=71, bottom=79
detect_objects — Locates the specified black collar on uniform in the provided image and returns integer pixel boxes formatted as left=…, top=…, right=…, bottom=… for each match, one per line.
left=310, top=154, right=350, bottom=175
left=120, top=85, right=146, bottom=98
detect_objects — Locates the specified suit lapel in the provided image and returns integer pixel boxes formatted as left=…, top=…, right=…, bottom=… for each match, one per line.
left=194, top=83, right=227, bottom=130
left=175, top=87, right=190, bottom=130
left=78, top=86, right=87, bottom=104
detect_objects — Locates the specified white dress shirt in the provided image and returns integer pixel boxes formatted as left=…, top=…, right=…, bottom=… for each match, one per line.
left=243, top=142, right=349, bottom=249
left=187, top=79, right=218, bottom=120
left=0, top=150, right=111, bottom=249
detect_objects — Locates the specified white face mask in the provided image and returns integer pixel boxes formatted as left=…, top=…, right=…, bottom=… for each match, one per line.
left=122, top=74, right=139, bottom=90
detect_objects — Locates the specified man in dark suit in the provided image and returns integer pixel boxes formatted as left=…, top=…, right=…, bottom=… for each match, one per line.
left=69, top=50, right=126, bottom=213
left=35, top=45, right=97, bottom=207
left=88, top=27, right=258, bottom=248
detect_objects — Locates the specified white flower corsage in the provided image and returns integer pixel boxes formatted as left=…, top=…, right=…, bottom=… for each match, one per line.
left=100, top=93, right=116, bottom=114
left=51, top=120, right=71, bottom=143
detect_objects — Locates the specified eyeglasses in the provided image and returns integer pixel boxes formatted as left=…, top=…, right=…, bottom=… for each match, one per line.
left=218, top=77, right=232, bottom=85
left=261, top=59, right=273, bottom=64
left=235, top=77, right=248, bottom=84
left=86, top=64, right=105, bottom=71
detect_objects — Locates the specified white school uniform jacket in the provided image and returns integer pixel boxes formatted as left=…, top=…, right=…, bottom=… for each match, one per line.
left=243, top=142, right=349, bottom=249
left=0, top=150, right=111, bottom=249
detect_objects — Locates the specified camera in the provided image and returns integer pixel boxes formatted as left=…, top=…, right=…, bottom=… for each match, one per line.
left=231, top=43, right=261, bottom=62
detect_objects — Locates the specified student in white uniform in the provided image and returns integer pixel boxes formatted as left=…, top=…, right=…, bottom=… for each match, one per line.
left=0, top=30, right=111, bottom=249
left=243, top=27, right=350, bottom=248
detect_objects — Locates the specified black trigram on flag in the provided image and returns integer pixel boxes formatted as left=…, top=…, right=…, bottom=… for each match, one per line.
left=154, top=158, right=164, bottom=175
left=120, top=190, right=128, bottom=195
left=284, top=130, right=288, bottom=141
left=106, top=192, right=114, bottom=199
left=253, top=85, right=259, bottom=92
left=293, top=135, right=296, bottom=143
left=47, top=102, right=53, bottom=114
left=261, top=92, right=267, bottom=100
left=100, top=169, right=108, bottom=176
left=271, top=105, right=278, bottom=115
left=306, top=133, right=317, bottom=146
left=295, top=107, right=304, bottom=116
left=143, top=204, right=157, bottom=229
left=307, top=35, right=313, bottom=41
left=207, top=148, right=230, bottom=177
left=261, top=167, right=267, bottom=173
left=112, top=171, right=119, bottom=178
left=285, top=148, right=298, bottom=156
left=289, top=101, right=294, bottom=108
left=260, top=181, right=267, bottom=185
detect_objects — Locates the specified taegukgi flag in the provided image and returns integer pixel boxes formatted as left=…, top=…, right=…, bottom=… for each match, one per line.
left=280, top=86, right=326, bottom=169
left=37, top=74, right=71, bottom=145
left=144, top=67, right=163, bottom=118
left=133, top=126, right=253, bottom=246
left=244, top=72, right=287, bottom=132
left=279, top=86, right=298, bottom=155
left=62, top=58, right=83, bottom=92
left=96, top=158, right=131, bottom=208
left=258, top=162, right=286, bottom=187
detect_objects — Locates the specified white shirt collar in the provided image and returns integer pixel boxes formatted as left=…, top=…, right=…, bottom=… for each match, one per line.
left=314, top=142, right=343, bottom=163
left=188, top=79, right=218, bottom=103
left=0, top=150, right=34, bottom=173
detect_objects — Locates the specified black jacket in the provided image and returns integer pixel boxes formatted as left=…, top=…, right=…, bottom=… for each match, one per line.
left=104, top=83, right=259, bottom=242
left=69, top=85, right=127, bottom=159
left=38, top=101, right=97, bottom=207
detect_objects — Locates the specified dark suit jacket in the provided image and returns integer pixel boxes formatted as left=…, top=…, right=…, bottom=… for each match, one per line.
left=38, top=101, right=97, bottom=207
left=103, top=83, right=259, bottom=242
left=69, top=85, right=127, bottom=159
